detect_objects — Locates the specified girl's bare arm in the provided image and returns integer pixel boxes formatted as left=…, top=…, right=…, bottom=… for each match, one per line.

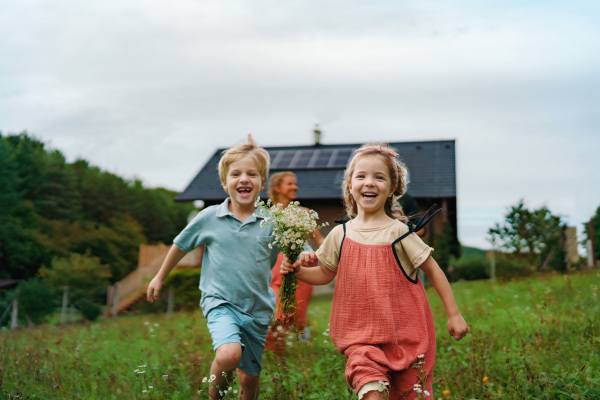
left=420, top=255, right=468, bottom=340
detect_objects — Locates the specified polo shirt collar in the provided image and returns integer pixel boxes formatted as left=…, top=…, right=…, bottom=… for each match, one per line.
left=216, top=198, right=265, bottom=221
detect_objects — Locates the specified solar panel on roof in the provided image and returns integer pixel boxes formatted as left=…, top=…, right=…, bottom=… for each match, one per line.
left=310, top=149, right=333, bottom=167
left=290, top=150, right=313, bottom=168
left=271, top=150, right=295, bottom=169
left=330, top=148, right=353, bottom=168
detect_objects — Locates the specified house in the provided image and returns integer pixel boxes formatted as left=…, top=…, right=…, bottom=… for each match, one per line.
left=175, top=136, right=458, bottom=253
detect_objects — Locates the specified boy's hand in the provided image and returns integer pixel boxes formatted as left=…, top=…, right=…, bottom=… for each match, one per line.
left=448, top=314, right=468, bottom=340
left=280, top=255, right=298, bottom=275
left=146, top=277, right=163, bottom=303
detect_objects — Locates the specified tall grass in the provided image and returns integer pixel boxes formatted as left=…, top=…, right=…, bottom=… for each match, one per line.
left=1, top=269, right=598, bottom=399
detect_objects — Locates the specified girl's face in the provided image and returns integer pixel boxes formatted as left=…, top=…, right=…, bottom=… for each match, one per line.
left=349, top=155, right=394, bottom=216
left=275, top=175, right=298, bottom=202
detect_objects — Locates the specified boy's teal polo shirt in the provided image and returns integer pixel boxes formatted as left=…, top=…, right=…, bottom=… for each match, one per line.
left=173, top=198, right=279, bottom=324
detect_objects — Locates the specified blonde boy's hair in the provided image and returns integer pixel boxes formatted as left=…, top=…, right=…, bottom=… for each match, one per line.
left=342, top=143, right=409, bottom=222
left=218, top=134, right=270, bottom=184
left=267, top=171, right=296, bottom=204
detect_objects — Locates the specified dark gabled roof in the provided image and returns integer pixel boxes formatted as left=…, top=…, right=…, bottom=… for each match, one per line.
left=175, top=140, right=456, bottom=202
left=0, top=280, right=19, bottom=289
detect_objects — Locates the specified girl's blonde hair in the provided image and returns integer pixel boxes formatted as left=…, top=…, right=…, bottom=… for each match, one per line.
left=267, top=171, right=297, bottom=204
left=218, top=134, right=270, bottom=184
left=342, top=143, right=408, bottom=222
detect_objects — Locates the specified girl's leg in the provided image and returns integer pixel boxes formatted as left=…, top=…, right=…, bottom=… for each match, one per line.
left=209, top=342, right=242, bottom=399
left=237, top=368, right=260, bottom=400
left=361, top=390, right=388, bottom=400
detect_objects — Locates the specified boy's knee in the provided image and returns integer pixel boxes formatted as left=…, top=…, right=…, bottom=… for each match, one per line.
left=215, top=343, right=242, bottom=370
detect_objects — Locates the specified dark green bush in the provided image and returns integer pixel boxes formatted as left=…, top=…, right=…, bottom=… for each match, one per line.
left=450, top=256, right=489, bottom=281
left=76, top=298, right=102, bottom=321
left=15, top=278, right=57, bottom=325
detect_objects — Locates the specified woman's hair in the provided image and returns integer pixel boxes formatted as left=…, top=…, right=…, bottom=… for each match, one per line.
left=267, top=171, right=297, bottom=204
left=218, top=134, right=270, bottom=184
left=342, top=143, right=409, bottom=222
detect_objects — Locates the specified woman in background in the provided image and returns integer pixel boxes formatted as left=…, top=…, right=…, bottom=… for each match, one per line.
left=265, top=171, right=324, bottom=352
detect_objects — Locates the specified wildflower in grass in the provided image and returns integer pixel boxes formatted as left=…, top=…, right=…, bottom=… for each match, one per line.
left=162, top=374, right=168, bottom=380
left=203, top=377, right=208, bottom=383
left=255, top=197, right=327, bottom=329
left=423, top=390, right=430, bottom=396
left=142, top=389, right=147, bottom=393
left=482, top=376, right=489, bottom=383
left=442, top=389, right=451, bottom=396
left=209, top=374, right=216, bottom=382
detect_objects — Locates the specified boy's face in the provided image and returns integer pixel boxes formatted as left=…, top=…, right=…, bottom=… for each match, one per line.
left=222, top=156, right=264, bottom=209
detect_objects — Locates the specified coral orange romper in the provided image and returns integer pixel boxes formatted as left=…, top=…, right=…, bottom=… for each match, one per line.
left=330, top=224, right=436, bottom=399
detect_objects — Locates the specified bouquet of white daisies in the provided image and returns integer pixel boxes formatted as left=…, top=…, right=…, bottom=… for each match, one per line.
left=255, top=198, right=328, bottom=329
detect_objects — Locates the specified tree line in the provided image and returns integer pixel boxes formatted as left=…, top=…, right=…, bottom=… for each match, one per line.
left=0, top=132, right=194, bottom=283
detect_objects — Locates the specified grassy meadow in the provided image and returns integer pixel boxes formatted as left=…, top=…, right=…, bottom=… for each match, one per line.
left=1, top=269, right=599, bottom=399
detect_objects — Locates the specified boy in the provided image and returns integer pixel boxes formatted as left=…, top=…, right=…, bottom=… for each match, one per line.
left=147, top=134, right=280, bottom=399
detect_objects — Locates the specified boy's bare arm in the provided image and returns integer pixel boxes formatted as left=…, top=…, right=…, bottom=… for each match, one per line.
left=281, top=251, right=336, bottom=285
left=146, top=245, right=188, bottom=302
left=420, top=255, right=468, bottom=340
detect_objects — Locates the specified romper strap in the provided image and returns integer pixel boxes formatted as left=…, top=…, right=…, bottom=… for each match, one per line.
left=394, top=204, right=442, bottom=243
left=338, top=222, right=346, bottom=262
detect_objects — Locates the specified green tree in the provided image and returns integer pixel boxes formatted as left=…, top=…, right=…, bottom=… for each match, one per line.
left=588, top=205, right=600, bottom=262
left=488, top=199, right=565, bottom=272
left=13, top=278, right=57, bottom=326
left=39, top=252, right=111, bottom=319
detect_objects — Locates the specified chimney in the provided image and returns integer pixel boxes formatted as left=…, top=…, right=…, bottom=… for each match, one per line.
left=313, top=124, right=322, bottom=146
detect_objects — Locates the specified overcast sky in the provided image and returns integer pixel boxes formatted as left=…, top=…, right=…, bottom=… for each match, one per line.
left=2, top=0, right=599, bottom=250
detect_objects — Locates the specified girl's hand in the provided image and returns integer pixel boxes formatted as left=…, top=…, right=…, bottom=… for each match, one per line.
left=298, top=251, right=319, bottom=267
left=448, top=314, right=468, bottom=340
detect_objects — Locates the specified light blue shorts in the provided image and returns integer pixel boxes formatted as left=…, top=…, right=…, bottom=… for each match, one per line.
left=206, top=303, right=270, bottom=376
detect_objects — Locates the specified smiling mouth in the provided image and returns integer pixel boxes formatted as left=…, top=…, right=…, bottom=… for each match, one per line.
left=237, top=188, right=252, bottom=194
left=362, top=192, right=378, bottom=198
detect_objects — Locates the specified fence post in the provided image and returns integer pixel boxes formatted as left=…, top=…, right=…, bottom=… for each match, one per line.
left=106, top=285, right=113, bottom=310
left=490, top=250, right=496, bottom=283
left=167, top=287, right=174, bottom=316
left=112, top=282, right=119, bottom=319
left=587, top=240, right=595, bottom=268
left=11, top=295, right=18, bottom=329
left=61, top=286, right=69, bottom=324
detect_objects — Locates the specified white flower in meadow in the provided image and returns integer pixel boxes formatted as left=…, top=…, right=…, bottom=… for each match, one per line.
left=203, top=377, right=207, bottom=383
left=210, top=374, right=216, bottom=382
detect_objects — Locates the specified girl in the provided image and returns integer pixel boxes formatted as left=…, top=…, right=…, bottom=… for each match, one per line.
left=281, top=144, right=468, bottom=399
left=265, top=172, right=324, bottom=353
